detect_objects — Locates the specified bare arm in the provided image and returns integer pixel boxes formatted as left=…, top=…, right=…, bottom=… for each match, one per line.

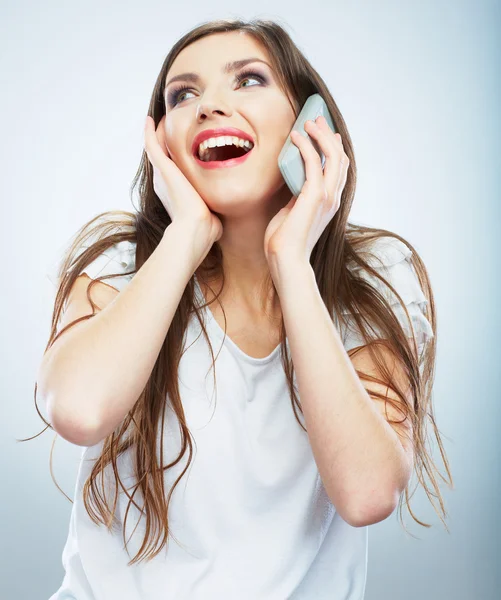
left=37, top=221, right=205, bottom=446
left=273, top=261, right=413, bottom=527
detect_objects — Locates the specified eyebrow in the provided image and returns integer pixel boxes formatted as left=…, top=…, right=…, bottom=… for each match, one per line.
left=164, top=57, right=271, bottom=91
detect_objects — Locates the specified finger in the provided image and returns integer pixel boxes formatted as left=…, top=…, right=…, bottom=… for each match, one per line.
left=290, top=128, right=323, bottom=187
left=316, top=116, right=344, bottom=148
left=326, top=153, right=349, bottom=204
left=313, top=116, right=344, bottom=152
left=336, top=155, right=349, bottom=197
left=145, top=116, right=171, bottom=168
left=145, top=116, right=161, bottom=155
left=305, top=119, right=347, bottom=197
left=155, top=115, right=170, bottom=156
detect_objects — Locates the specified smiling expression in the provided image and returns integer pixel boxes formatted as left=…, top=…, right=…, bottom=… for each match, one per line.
left=162, top=31, right=297, bottom=215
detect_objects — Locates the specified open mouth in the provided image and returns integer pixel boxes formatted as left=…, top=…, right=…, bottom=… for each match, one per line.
left=196, top=144, right=253, bottom=163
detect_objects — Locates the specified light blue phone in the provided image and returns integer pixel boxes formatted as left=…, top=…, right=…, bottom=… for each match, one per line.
left=278, top=93, right=338, bottom=197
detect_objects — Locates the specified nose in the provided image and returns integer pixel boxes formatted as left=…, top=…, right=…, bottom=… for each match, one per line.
left=196, top=101, right=231, bottom=122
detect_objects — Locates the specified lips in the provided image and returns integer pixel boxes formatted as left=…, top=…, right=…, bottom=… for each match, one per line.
left=191, top=127, right=255, bottom=158
left=194, top=145, right=254, bottom=170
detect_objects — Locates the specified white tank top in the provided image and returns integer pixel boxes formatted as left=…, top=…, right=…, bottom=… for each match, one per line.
left=46, top=235, right=432, bottom=599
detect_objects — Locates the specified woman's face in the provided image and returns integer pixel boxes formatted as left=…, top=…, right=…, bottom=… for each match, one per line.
left=162, top=31, right=297, bottom=216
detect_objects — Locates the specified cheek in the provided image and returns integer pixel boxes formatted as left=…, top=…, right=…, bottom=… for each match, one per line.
left=259, top=111, right=296, bottom=154
left=262, top=123, right=294, bottom=159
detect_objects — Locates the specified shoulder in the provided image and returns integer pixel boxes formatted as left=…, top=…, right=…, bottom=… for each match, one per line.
left=80, top=240, right=137, bottom=293
left=341, top=235, right=434, bottom=354
left=346, top=236, right=426, bottom=307
left=89, top=239, right=137, bottom=273
left=47, top=238, right=137, bottom=293
left=348, top=235, right=411, bottom=270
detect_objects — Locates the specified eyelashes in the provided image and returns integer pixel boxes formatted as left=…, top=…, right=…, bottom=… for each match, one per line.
left=166, top=69, right=268, bottom=107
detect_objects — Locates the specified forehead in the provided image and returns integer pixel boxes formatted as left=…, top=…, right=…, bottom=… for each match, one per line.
left=166, top=32, right=269, bottom=80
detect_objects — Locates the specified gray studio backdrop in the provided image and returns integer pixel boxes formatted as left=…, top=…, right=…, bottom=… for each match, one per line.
left=2, top=0, right=499, bottom=598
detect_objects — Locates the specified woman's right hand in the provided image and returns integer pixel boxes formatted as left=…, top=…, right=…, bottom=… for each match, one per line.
left=144, top=115, right=223, bottom=246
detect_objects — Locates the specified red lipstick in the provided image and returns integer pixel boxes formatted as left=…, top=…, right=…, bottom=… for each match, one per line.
left=192, top=127, right=255, bottom=170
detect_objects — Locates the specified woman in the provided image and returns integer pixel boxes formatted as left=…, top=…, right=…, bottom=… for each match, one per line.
left=29, top=18, right=452, bottom=600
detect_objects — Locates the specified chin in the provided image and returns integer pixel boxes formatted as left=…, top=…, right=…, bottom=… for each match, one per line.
left=201, top=188, right=275, bottom=215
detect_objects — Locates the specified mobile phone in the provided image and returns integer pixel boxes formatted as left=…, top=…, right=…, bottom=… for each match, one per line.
left=278, top=94, right=338, bottom=197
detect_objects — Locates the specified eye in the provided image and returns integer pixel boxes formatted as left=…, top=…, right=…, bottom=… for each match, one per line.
left=234, top=69, right=267, bottom=88
left=167, top=69, right=268, bottom=107
left=167, top=85, right=194, bottom=107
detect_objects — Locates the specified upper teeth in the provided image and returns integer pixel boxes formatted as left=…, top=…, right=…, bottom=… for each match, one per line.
left=198, top=136, right=253, bottom=157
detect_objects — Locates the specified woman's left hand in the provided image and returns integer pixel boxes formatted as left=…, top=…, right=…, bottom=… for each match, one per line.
left=264, top=115, right=349, bottom=272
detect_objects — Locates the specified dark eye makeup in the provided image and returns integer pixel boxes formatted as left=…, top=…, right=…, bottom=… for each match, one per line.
left=166, top=69, right=269, bottom=108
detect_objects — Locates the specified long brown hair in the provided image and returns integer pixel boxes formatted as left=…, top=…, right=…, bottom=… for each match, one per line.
left=19, top=18, right=453, bottom=565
